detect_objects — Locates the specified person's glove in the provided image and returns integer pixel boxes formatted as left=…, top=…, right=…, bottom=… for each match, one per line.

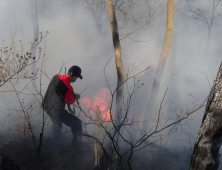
left=73, top=93, right=81, bottom=100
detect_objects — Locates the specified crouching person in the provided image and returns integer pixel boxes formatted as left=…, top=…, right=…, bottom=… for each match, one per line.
left=42, top=65, right=83, bottom=146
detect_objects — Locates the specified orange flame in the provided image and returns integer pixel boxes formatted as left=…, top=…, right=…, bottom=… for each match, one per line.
left=81, top=88, right=113, bottom=121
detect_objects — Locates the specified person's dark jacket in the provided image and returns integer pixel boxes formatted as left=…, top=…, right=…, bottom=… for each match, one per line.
left=42, top=74, right=75, bottom=118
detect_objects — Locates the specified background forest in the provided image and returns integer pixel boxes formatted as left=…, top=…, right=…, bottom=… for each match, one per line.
left=0, top=0, right=222, bottom=170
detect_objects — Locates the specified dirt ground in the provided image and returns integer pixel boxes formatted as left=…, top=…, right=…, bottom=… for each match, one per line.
left=0, top=134, right=189, bottom=170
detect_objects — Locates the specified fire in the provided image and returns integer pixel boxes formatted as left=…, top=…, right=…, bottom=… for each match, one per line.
left=81, top=88, right=113, bottom=121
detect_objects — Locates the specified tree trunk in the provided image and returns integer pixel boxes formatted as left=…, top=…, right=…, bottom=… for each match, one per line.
left=106, top=0, right=124, bottom=127
left=205, top=0, right=215, bottom=57
left=189, top=62, right=222, bottom=170
left=205, top=0, right=216, bottom=57
left=30, top=0, right=39, bottom=88
left=143, top=0, right=175, bottom=130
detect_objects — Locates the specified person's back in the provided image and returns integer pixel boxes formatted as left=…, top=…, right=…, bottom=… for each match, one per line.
left=42, top=74, right=65, bottom=117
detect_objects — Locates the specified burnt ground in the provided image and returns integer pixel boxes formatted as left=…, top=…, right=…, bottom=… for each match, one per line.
left=0, top=134, right=191, bottom=170
left=0, top=135, right=96, bottom=170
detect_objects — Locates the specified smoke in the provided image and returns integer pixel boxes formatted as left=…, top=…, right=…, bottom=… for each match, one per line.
left=1, top=0, right=222, bottom=168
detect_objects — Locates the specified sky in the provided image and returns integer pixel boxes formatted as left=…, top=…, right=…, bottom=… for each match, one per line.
left=0, top=0, right=222, bottom=153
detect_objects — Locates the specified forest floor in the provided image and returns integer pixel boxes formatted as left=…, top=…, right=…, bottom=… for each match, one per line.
left=0, top=134, right=190, bottom=170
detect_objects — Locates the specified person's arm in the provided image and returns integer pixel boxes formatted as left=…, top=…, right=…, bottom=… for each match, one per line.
left=64, top=88, right=75, bottom=104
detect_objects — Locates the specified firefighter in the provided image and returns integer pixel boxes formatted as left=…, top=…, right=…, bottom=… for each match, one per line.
left=42, top=65, right=83, bottom=146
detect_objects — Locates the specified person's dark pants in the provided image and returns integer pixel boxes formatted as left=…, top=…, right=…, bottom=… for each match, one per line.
left=49, top=109, right=82, bottom=145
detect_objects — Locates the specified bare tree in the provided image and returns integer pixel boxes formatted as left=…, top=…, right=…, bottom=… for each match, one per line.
left=0, top=36, right=30, bottom=87
left=0, top=32, right=49, bottom=157
left=143, top=0, right=175, bottom=131
left=86, top=0, right=166, bottom=41
left=177, top=0, right=222, bottom=57
left=106, top=0, right=124, bottom=127
left=190, top=62, right=222, bottom=170
left=74, top=64, right=206, bottom=169
left=30, top=0, right=39, bottom=88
